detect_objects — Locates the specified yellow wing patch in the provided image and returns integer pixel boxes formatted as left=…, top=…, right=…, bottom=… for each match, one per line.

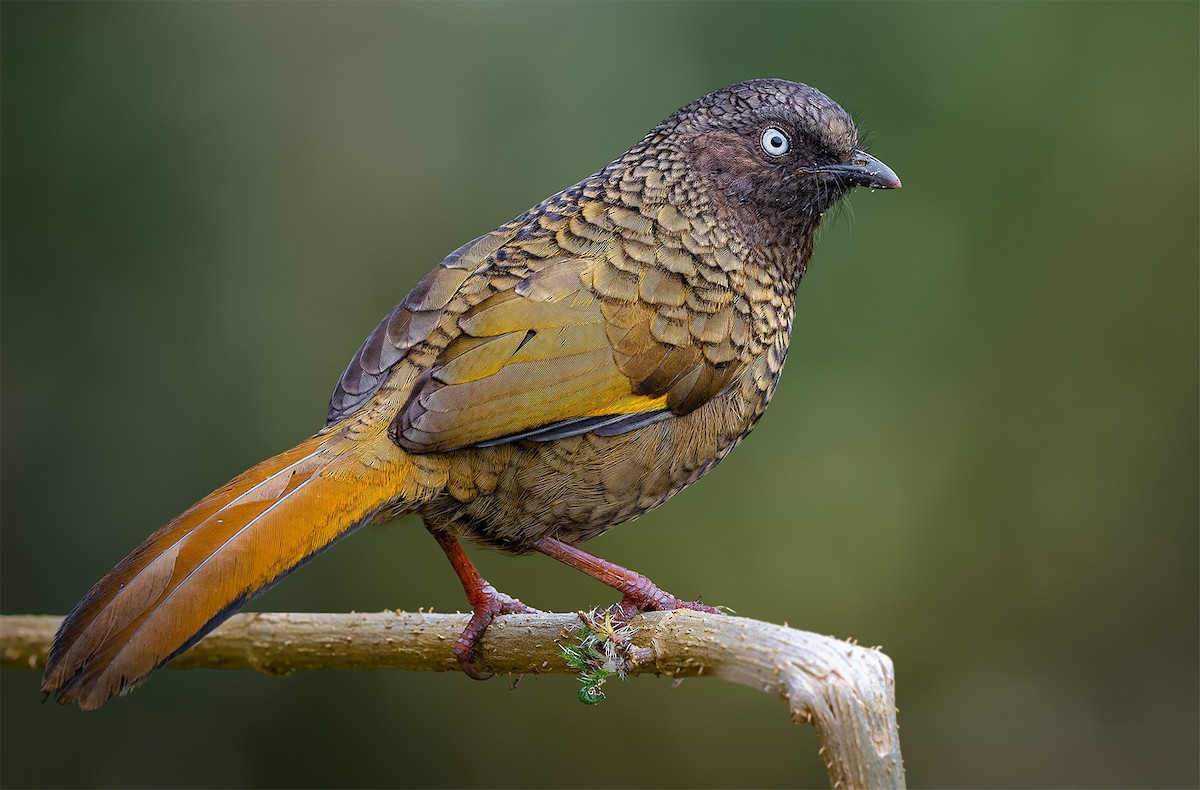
left=391, top=259, right=669, bottom=453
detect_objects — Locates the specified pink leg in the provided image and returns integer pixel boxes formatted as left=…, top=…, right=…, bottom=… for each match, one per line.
left=427, top=527, right=538, bottom=679
left=533, top=537, right=721, bottom=616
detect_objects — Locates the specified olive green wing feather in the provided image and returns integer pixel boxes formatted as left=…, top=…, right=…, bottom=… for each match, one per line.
left=390, top=257, right=742, bottom=453
left=326, top=229, right=512, bottom=425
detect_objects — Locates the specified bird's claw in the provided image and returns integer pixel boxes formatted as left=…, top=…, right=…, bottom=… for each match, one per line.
left=455, top=585, right=541, bottom=680
left=612, top=594, right=723, bottom=622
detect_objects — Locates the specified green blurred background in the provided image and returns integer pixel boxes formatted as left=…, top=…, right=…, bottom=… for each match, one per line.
left=2, top=2, right=1196, bottom=787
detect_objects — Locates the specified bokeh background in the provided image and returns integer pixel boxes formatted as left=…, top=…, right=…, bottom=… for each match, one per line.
left=2, top=2, right=1196, bottom=787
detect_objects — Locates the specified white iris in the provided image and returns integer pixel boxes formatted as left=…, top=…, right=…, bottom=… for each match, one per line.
left=760, top=127, right=790, bottom=156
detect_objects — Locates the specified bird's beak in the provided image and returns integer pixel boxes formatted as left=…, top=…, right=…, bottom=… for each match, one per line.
left=818, top=150, right=902, bottom=190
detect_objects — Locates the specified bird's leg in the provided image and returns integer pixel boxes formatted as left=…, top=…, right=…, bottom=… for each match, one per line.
left=426, top=526, right=538, bottom=679
left=533, top=537, right=722, bottom=618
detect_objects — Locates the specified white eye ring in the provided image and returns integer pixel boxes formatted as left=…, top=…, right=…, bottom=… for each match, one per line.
left=760, top=127, right=790, bottom=156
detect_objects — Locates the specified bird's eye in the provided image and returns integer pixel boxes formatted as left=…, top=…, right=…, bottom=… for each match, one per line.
left=760, top=127, right=790, bottom=156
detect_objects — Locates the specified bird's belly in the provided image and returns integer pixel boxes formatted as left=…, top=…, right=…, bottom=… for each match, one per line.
left=417, top=354, right=781, bottom=552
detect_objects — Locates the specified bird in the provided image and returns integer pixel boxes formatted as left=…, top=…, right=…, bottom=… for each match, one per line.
left=41, top=78, right=900, bottom=709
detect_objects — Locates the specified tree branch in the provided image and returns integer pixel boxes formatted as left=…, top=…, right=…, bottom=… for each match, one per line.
left=1, top=611, right=904, bottom=788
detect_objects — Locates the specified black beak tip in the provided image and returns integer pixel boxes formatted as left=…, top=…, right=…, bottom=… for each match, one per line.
left=813, top=152, right=902, bottom=190
left=853, top=151, right=901, bottom=190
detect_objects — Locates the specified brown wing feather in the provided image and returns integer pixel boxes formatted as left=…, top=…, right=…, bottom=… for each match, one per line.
left=326, top=227, right=516, bottom=424
left=390, top=258, right=743, bottom=453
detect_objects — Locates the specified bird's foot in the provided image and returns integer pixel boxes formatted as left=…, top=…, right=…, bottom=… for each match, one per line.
left=533, top=536, right=723, bottom=619
left=426, top=526, right=542, bottom=679
left=455, top=583, right=540, bottom=680
left=611, top=575, right=723, bottom=619
left=613, top=590, right=722, bottom=619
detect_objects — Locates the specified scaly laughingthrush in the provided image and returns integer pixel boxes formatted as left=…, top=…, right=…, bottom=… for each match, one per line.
left=43, top=78, right=901, bottom=708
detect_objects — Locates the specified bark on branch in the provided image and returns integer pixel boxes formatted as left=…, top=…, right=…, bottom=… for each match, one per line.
left=1, top=611, right=904, bottom=789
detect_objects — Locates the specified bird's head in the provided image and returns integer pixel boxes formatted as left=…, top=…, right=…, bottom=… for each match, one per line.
left=660, top=79, right=901, bottom=225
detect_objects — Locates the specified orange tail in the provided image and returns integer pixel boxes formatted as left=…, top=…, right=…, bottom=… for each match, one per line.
left=42, top=431, right=411, bottom=709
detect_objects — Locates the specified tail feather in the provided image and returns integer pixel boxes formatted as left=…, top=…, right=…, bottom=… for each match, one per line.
left=42, top=431, right=408, bottom=710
